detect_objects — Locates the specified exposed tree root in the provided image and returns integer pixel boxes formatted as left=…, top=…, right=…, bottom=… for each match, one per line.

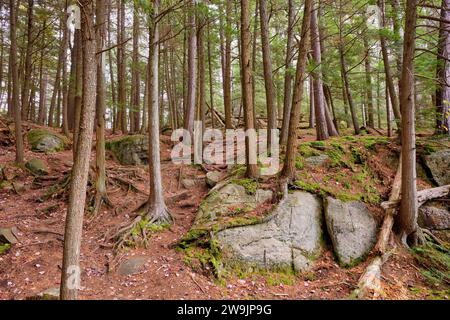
left=352, top=158, right=402, bottom=299
left=108, top=200, right=173, bottom=252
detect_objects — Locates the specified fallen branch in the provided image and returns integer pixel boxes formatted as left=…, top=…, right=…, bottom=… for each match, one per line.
left=381, top=184, right=450, bottom=210
left=353, top=157, right=402, bottom=299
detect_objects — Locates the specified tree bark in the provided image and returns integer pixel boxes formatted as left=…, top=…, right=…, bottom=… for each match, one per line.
left=435, top=0, right=450, bottom=135
left=281, top=0, right=312, bottom=180
left=280, top=0, right=296, bottom=145
left=130, top=2, right=141, bottom=133
left=241, top=0, right=258, bottom=178
left=364, top=37, right=375, bottom=128
left=378, top=0, right=401, bottom=125
left=9, top=0, right=24, bottom=164
left=184, top=0, right=197, bottom=135
left=259, top=0, right=277, bottom=149
left=398, top=0, right=418, bottom=245
left=310, top=3, right=329, bottom=140
left=117, top=0, right=127, bottom=133
left=60, top=0, right=97, bottom=300
left=20, top=0, right=34, bottom=121
left=146, top=0, right=172, bottom=224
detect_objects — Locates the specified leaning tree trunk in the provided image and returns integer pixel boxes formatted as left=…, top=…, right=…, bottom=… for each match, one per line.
left=60, top=0, right=97, bottom=300
left=241, top=0, right=258, bottom=178
left=9, top=0, right=24, bottom=164
left=398, top=0, right=419, bottom=245
left=281, top=0, right=312, bottom=181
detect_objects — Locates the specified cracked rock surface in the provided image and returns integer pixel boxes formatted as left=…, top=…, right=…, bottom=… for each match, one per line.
left=216, top=191, right=323, bottom=272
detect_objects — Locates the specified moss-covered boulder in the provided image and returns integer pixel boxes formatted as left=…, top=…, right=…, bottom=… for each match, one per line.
left=25, top=158, right=49, bottom=175
left=27, top=129, right=67, bottom=153
left=217, top=191, right=323, bottom=272
left=105, top=135, right=148, bottom=165
left=324, top=197, right=377, bottom=267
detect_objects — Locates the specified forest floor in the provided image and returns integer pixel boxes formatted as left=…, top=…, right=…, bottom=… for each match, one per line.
left=0, top=119, right=448, bottom=300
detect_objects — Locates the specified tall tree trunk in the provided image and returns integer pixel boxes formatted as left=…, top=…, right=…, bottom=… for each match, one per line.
left=281, top=0, right=312, bottom=180
left=259, top=0, right=277, bottom=149
left=207, top=22, right=215, bottom=129
left=9, top=0, right=24, bottom=164
left=37, top=51, right=48, bottom=125
left=130, top=2, right=141, bottom=133
left=280, top=0, right=295, bottom=145
left=49, top=14, right=67, bottom=127
left=20, top=0, right=34, bottom=121
left=241, top=0, right=258, bottom=178
left=378, top=0, right=401, bottom=125
left=93, top=0, right=109, bottom=216
left=436, top=0, right=450, bottom=135
left=146, top=0, right=172, bottom=224
left=310, top=3, right=329, bottom=140
left=197, top=16, right=206, bottom=133
left=73, top=30, right=83, bottom=154
left=223, top=0, right=233, bottom=129
left=309, top=77, right=315, bottom=128
left=364, top=37, right=375, bottom=128
left=184, top=0, right=197, bottom=135
left=60, top=0, right=97, bottom=300
left=117, top=0, right=127, bottom=133
left=398, top=0, right=418, bottom=245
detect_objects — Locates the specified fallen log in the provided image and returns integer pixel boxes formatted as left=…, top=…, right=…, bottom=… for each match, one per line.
left=381, top=184, right=450, bottom=210
left=353, top=158, right=402, bottom=299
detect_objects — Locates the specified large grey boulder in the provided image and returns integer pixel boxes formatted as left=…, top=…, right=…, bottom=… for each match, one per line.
left=106, top=135, right=149, bottom=165
left=424, top=150, right=450, bottom=186
left=324, top=197, right=377, bottom=267
left=419, top=202, right=450, bottom=230
left=27, top=129, right=67, bottom=153
left=216, top=191, right=323, bottom=272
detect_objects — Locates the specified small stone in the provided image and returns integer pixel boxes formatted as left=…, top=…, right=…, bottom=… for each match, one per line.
left=181, top=179, right=196, bottom=189
left=0, top=227, right=19, bottom=244
left=206, top=171, right=222, bottom=188
left=305, top=154, right=330, bottom=167
left=118, top=256, right=149, bottom=276
left=25, top=158, right=49, bottom=176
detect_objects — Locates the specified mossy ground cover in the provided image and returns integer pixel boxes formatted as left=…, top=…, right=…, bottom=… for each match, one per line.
left=293, top=135, right=391, bottom=205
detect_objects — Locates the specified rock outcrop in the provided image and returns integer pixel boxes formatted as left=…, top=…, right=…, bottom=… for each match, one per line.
left=106, top=135, right=149, bottom=165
